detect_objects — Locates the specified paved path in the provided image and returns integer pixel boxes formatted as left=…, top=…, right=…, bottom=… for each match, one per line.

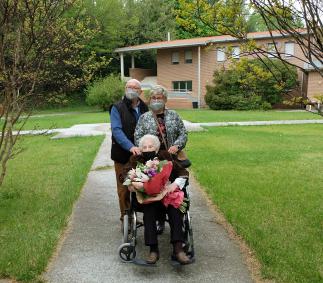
left=43, top=133, right=253, bottom=283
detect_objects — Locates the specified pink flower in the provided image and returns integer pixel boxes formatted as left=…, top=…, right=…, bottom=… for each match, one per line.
left=162, top=189, right=184, bottom=209
left=152, top=159, right=160, bottom=166
left=128, top=169, right=136, bottom=180
left=146, top=160, right=153, bottom=168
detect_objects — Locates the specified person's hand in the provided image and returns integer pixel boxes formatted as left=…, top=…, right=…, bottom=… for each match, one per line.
left=130, top=146, right=141, bottom=155
left=128, top=185, right=136, bottom=192
left=132, top=181, right=144, bottom=190
left=168, top=145, right=179, bottom=155
left=164, top=182, right=178, bottom=194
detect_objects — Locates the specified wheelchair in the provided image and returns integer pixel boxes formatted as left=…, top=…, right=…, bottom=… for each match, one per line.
left=117, top=180, right=194, bottom=265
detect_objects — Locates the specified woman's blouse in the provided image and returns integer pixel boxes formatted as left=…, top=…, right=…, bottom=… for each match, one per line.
left=134, top=109, right=187, bottom=150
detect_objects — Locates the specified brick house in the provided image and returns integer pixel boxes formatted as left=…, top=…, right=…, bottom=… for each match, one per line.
left=115, top=30, right=323, bottom=109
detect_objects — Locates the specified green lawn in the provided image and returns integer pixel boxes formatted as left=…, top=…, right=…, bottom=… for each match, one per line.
left=15, top=110, right=109, bottom=130
left=7, top=108, right=322, bottom=131
left=33, top=104, right=101, bottom=115
left=0, top=135, right=104, bottom=281
left=177, top=109, right=323, bottom=122
left=187, top=124, right=323, bottom=283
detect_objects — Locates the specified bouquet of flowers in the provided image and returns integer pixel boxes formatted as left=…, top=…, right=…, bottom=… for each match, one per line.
left=123, top=158, right=172, bottom=195
left=123, top=157, right=188, bottom=212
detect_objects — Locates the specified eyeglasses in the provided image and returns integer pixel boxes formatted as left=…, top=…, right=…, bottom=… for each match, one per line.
left=151, top=96, right=164, bottom=101
left=127, top=86, right=141, bottom=90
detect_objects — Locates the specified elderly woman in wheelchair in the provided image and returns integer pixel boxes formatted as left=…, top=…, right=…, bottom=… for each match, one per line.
left=120, top=134, right=193, bottom=265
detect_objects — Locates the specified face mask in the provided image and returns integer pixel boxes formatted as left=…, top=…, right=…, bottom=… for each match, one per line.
left=125, top=88, right=139, bottom=100
left=150, top=101, right=164, bottom=111
left=142, top=151, right=157, bottom=161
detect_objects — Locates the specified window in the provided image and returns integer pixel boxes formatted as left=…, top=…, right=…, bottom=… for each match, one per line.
left=185, top=50, right=193, bottom=63
left=267, top=43, right=278, bottom=58
left=171, top=52, right=179, bottom=64
left=232, top=46, right=240, bottom=59
left=285, top=42, right=294, bottom=57
left=172, top=81, right=192, bottom=92
left=217, top=48, right=225, bottom=62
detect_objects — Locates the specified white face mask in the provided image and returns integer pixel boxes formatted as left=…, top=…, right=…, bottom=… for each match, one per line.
left=125, top=88, right=139, bottom=100
left=150, top=101, right=165, bottom=111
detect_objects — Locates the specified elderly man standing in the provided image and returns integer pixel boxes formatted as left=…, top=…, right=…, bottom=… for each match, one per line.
left=110, top=79, right=148, bottom=223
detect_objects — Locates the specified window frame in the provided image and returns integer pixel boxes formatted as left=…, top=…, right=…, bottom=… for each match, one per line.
left=284, top=42, right=294, bottom=58
left=172, top=80, right=193, bottom=92
left=267, top=42, right=279, bottom=58
left=231, top=46, right=240, bottom=59
left=171, top=51, right=179, bottom=65
left=216, top=47, right=226, bottom=62
left=184, top=50, right=193, bottom=64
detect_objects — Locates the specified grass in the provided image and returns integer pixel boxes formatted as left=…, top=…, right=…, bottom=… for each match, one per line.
left=33, top=104, right=101, bottom=115
left=177, top=109, right=323, bottom=123
left=187, top=124, right=323, bottom=283
left=5, top=107, right=321, bottom=131
left=0, top=135, right=104, bottom=282
left=15, top=110, right=110, bottom=130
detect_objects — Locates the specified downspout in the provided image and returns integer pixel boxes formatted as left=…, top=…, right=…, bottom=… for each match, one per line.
left=197, top=46, right=201, bottom=108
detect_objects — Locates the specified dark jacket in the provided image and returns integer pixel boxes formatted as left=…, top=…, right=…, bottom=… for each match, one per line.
left=110, top=97, right=148, bottom=164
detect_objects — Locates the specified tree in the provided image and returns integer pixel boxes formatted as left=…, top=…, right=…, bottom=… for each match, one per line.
left=81, top=0, right=125, bottom=75
left=86, top=74, right=125, bottom=111
left=0, top=0, right=107, bottom=186
left=175, top=0, right=323, bottom=75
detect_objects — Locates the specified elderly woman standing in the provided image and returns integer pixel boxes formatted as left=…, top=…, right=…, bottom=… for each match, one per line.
left=134, top=85, right=187, bottom=158
left=134, top=85, right=188, bottom=234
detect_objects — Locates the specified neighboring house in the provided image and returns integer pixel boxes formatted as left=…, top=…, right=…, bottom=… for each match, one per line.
left=115, top=30, right=323, bottom=109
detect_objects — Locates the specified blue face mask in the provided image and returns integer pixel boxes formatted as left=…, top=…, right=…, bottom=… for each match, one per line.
left=150, top=101, right=165, bottom=111
left=125, top=88, right=139, bottom=100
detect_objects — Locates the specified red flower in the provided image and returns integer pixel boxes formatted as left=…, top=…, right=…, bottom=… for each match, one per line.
left=143, top=161, right=173, bottom=195
left=162, top=189, right=184, bottom=209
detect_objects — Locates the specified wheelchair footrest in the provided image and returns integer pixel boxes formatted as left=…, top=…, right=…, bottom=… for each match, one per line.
left=132, top=258, right=158, bottom=267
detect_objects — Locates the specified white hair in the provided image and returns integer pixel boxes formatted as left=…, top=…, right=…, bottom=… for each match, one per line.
left=138, top=134, right=160, bottom=151
left=149, top=85, right=168, bottom=98
left=126, top=79, right=141, bottom=89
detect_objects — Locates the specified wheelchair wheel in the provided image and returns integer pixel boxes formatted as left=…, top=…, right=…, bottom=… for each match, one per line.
left=118, top=243, right=136, bottom=262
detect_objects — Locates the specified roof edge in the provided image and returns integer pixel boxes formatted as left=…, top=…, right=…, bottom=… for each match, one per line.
left=115, top=30, right=308, bottom=53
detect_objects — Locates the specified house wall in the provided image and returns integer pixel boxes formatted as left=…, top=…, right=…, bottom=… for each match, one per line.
left=157, top=47, right=198, bottom=93
left=129, top=68, right=154, bottom=81
left=156, top=37, right=313, bottom=107
left=307, top=72, right=323, bottom=99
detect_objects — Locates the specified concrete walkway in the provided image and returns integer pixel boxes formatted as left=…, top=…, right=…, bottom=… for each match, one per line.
left=183, top=119, right=323, bottom=131
left=43, top=132, right=254, bottom=283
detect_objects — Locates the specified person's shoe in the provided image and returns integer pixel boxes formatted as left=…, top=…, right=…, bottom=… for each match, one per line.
left=156, top=221, right=165, bottom=235
left=146, top=251, right=159, bottom=264
left=175, top=251, right=191, bottom=265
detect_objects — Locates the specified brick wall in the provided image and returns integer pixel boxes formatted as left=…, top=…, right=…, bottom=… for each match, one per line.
left=129, top=68, right=154, bottom=81
left=307, top=72, right=323, bottom=99
left=156, top=37, right=313, bottom=108
left=157, top=47, right=198, bottom=91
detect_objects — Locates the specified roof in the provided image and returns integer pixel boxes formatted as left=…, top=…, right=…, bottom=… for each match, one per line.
left=115, top=29, right=307, bottom=53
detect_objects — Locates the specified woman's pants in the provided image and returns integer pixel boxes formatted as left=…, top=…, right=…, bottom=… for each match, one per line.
left=143, top=201, right=184, bottom=246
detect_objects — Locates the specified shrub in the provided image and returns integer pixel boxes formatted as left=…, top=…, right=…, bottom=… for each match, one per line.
left=205, top=58, right=298, bottom=110
left=85, top=74, right=125, bottom=111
